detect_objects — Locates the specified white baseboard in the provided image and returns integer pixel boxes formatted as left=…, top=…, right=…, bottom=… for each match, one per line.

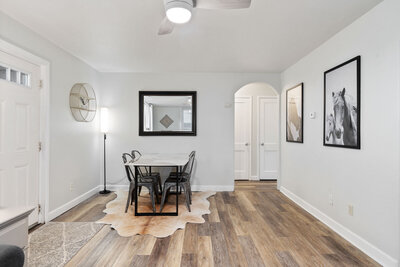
left=46, top=185, right=100, bottom=222
left=191, top=185, right=234, bottom=192
left=107, top=184, right=234, bottom=192
left=280, top=187, right=398, bottom=267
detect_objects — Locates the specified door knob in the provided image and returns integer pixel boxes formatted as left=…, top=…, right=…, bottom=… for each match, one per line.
left=245, top=143, right=249, bottom=146
left=261, top=143, right=264, bottom=146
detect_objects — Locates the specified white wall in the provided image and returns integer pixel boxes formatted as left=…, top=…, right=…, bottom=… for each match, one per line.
left=280, top=0, right=400, bottom=265
left=98, top=73, right=280, bottom=190
left=235, top=83, right=278, bottom=178
left=0, top=11, right=101, bottom=213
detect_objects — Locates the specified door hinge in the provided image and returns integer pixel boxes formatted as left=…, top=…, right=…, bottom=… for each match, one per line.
left=39, top=80, right=43, bottom=89
left=38, top=204, right=41, bottom=213
left=38, top=141, right=42, bottom=152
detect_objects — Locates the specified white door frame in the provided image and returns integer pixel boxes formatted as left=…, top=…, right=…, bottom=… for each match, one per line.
left=256, top=96, right=280, bottom=181
left=0, top=38, right=50, bottom=224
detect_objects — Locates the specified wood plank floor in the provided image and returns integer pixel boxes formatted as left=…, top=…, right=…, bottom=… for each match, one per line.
left=50, top=181, right=380, bottom=266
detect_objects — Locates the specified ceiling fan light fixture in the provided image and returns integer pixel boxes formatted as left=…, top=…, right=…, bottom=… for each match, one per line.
left=165, top=0, right=193, bottom=24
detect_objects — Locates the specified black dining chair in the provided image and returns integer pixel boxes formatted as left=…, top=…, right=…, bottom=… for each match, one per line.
left=122, top=153, right=159, bottom=213
left=160, top=151, right=195, bottom=212
left=131, top=150, right=163, bottom=194
left=168, top=151, right=195, bottom=178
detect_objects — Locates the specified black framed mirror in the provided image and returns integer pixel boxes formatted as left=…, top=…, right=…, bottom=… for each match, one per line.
left=139, top=91, right=197, bottom=136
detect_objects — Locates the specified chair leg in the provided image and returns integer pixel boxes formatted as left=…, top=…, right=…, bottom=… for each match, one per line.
left=125, top=183, right=133, bottom=213
left=188, top=183, right=192, bottom=204
left=158, top=177, right=162, bottom=195
left=182, top=184, right=191, bottom=212
left=154, top=184, right=160, bottom=204
left=160, top=184, right=172, bottom=212
left=149, top=186, right=156, bottom=213
left=131, top=185, right=136, bottom=205
left=138, top=186, right=142, bottom=196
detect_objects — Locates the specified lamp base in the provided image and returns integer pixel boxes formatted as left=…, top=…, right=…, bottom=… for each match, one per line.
left=99, top=189, right=111, bottom=195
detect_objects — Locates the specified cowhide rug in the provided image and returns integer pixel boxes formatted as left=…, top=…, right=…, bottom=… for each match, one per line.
left=97, top=191, right=216, bottom=238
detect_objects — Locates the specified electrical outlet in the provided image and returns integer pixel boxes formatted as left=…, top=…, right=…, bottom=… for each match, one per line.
left=329, top=193, right=333, bottom=206
left=348, top=205, right=354, bottom=216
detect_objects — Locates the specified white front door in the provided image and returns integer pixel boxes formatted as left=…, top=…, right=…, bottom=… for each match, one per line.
left=258, top=97, right=279, bottom=180
left=0, top=50, right=41, bottom=226
left=234, top=96, right=251, bottom=180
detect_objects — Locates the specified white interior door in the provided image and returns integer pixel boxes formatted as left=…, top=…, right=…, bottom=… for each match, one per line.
left=0, top=50, right=41, bottom=226
left=234, top=96, right=251, bottom=180
left=258, top=97, right=279, bottom=180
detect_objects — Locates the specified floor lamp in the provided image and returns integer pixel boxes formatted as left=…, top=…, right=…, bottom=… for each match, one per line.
left=100, top=107, right=111, bottom=194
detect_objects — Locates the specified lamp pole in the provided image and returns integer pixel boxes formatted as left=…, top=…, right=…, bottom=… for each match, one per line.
left=100, top=108, right=111, bottom=194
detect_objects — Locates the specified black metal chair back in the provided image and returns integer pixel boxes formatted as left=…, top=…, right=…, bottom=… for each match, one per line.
left=131, top=150, right=154, bottom=176
left=131, top=150, right=142, bottom=160
left=181, top=151, right=195, bottom=181
left=122, top=153, right=135, bottom=182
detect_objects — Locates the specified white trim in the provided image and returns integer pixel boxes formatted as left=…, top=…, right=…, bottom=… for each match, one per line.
left=39, top=63, right=50, bottom=224
left=0, top=38, right=50, bottom=224
left=256, top=96, right=260, bottom=180
left=47, top=186, right=100, bottom=221
left=106, top=184, right=234, bottom=192
left=191, top=185, right=234, bottom=192
left=250, top=176, right=259, bottom=181
left=280, top=186, right=398, bottom=267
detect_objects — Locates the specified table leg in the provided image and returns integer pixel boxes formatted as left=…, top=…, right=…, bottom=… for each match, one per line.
left=176, top=166, right=180, bottom=214
left=134, top=166, right=138, bottom=216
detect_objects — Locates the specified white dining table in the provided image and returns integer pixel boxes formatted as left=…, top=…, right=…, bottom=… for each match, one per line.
left=125, top=153, right=190, bottom=216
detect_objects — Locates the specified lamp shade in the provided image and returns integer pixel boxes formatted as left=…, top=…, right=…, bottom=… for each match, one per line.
left=100, top=107, right=109, bottom=133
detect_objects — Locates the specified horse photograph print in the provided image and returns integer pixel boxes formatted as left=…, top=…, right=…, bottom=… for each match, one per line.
left=324, top=56, right=360, bottom=149
left=286, top=83, right=303, bottom=143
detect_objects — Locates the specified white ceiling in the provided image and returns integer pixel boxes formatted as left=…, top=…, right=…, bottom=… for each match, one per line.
left=0, top=0, right=381, bottom=72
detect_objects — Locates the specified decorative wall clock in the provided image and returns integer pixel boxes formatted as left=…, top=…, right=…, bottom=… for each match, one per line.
left=69, top=83, right=97, bottom=122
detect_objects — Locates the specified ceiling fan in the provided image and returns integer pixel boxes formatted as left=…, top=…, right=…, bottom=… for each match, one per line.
left=158, top=0, right=251, bottom=35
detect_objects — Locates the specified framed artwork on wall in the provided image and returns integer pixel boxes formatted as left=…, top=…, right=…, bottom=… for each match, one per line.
left=286, top=83, right=303, bottom=143
left=324, top=56, right=360, bottom=149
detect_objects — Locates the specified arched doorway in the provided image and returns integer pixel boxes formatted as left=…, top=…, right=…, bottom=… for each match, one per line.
left=234, top=82, right=280, bottom=183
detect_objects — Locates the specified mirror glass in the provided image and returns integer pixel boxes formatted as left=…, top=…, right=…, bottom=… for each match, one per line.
left=139, top=92, right=196, bottom=136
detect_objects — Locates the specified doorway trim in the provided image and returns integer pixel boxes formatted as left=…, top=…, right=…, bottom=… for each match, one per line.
left=0, top=38, right=50, bottom=224
left=234, top=82, right=280, bottom=188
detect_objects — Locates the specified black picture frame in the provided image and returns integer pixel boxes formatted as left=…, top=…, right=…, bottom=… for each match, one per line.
left=323, top=56, right=361, bottom=149
left=286, top=83, right=304, bottom=143
left=139, top=91, right=197, bottom=136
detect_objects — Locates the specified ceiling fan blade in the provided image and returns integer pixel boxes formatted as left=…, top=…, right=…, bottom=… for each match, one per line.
left=194, top=0, right=251, bottom=9
left=158, top=17, right=174, bottom=35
